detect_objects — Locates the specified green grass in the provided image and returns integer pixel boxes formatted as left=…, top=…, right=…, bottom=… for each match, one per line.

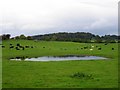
left=2, top=40, right=118, bottom=88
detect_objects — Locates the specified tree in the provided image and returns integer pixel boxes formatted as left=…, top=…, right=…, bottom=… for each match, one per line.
left=2, top=34, right=11, bottom=40
left=26, top=36, right=33, bottom=40
left=15, top=36, right=20, bottom=39
left=20, top=34, right=26, bottom=39
left=94, top=35, right=102, bottom=43
left=6, top=34, right=11, bottom=39
left=0, top=35, right=2, bottom=41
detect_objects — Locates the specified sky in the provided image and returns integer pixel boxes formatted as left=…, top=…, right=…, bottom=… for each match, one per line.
left=0, top=0, right=119, bottom=37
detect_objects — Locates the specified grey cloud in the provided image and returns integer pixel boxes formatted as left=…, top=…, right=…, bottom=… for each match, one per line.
left=0, top=0, right=118, bottom=36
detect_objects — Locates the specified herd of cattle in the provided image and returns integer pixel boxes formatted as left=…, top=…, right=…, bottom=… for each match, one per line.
left=1, top=43, right=34, bottom=50
left=0, top=43, right=115, bottom=51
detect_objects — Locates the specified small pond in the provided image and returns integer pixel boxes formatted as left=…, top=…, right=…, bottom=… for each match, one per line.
left=10, top=55, right=108, bottom=61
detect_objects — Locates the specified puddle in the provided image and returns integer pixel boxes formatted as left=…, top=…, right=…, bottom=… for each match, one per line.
left=10, top=55, right=108, bottom=61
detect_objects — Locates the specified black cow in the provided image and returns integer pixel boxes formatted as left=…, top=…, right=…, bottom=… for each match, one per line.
left=2, top=46, right=5, bottom=48
left=84, top=46, right=88, bottom=49
left=16, top=47, right=20, bottom=50
left=16, top=57, right=21, bottom=59
left=10, top=46, right=14, bottom=49
left=19, top=46, right=23, bottom=48
left=112, top=48, right=114, bottom=50
left=17, top=43, right=20, bottom=46
left=25, top=46, right=29, bottom=48
left=98, top=48, right=101, bottom=50
left=22, top=47, right=25, bottom=50
left=104, top=43, right=108, bottom=45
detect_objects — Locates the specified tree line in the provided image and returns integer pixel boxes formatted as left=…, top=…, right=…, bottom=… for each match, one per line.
left=0, top=34, right=33, bottom=40
left=32, top=32, right=120, bottom=43
left=0, top=32, right=120, bottom=43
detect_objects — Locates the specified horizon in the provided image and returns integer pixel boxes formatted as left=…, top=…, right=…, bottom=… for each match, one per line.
left=0, top=0, right=118, bottom=37
left=1, top=31, right=119, bottom=38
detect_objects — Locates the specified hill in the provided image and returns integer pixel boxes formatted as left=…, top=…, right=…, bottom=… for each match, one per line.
left=32, top=32, right=119, bottom=43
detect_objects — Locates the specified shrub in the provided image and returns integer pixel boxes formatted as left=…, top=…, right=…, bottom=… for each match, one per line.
left=70, top=72, right=93, bottom=79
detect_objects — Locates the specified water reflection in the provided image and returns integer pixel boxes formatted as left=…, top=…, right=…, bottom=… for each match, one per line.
left=10, top=55, right=108, bottom=61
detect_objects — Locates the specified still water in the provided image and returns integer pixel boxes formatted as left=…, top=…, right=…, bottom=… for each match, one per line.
left=10, top=55, right=108, bottom=61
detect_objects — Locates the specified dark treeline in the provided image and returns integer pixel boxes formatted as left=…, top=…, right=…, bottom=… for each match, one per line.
left=0, top=32, right=120, bottom=43
left=32, top=32, right=120, bottom=43
left=0, top=34, right=33, bottom=41
left=0, top=34, right=11, bottom=40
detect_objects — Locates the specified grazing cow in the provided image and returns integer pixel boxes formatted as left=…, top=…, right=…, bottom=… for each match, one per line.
left=22, top=47, right=25, bottom=50
left=25, top=46, right=29, bottom=48
left=16, top=47, right=20, bottom=50
left=19, top=46, right=23, bottom=48
left=17, top=43, right=20, bottom=46
left=104, top=43, right=108, bottom=45
left=10, top=46, right=14, bottom=49
left=2, top=46, right=5, bottom=48
left=98, top=48, right=101, bottom=50
left=84, top=46, right=88, bottom=49
left=16, top=57, right=20, bottom=59
left=10, top=44, right=12, bottom=45
left=31, top=46, right=33, bottom=48
left=112, top=48, right=114, bottom=50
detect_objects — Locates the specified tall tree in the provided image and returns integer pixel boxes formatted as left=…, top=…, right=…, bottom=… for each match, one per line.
left=20, top=34, right=26, bottom=39
left=2, top=34, right=11, bottom=40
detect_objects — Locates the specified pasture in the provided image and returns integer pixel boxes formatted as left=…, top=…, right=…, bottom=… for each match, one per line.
left=1, top=40, right=118, bottom=88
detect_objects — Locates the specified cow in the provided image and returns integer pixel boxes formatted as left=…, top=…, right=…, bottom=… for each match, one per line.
left=112, top=48, right=114, bottom=50
left=16, top=47, right=20, bottom=50
left=84, top=46, right=88, bottom=49
left=2, top=46, right=5, bottom=48
left=25, top=46, right=29, bottom=48
left=10, top=46, right=14, bottom=49
left=98, top=48, right=101, bottom=50
left=16, top=43, right=20, bottom=46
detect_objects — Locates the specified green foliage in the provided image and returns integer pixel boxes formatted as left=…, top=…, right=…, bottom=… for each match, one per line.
left=1, top=33, right=120, bottom=43
left=26, top=36, right=33, bottom=40
left=32, top=32, right=119, bottom=43
left=19, top=34, right=26, bottom=39
left=71, top=72, right=93, bottom=79
left=1, top=34, right=11, bottom=40
left=94, top=35, right=102, bottom=43
left=15, top=36, right=20, bottom=39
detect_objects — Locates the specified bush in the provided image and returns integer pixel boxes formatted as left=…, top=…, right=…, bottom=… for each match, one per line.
left=70, top=72, right=93, bottom=79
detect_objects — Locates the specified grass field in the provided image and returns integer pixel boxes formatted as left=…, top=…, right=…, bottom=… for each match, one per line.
left=1, top=40, right=118, bottom=88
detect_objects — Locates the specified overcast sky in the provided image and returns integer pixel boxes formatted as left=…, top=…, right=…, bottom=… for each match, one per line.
left=0, top=0, right=119, bottom=36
